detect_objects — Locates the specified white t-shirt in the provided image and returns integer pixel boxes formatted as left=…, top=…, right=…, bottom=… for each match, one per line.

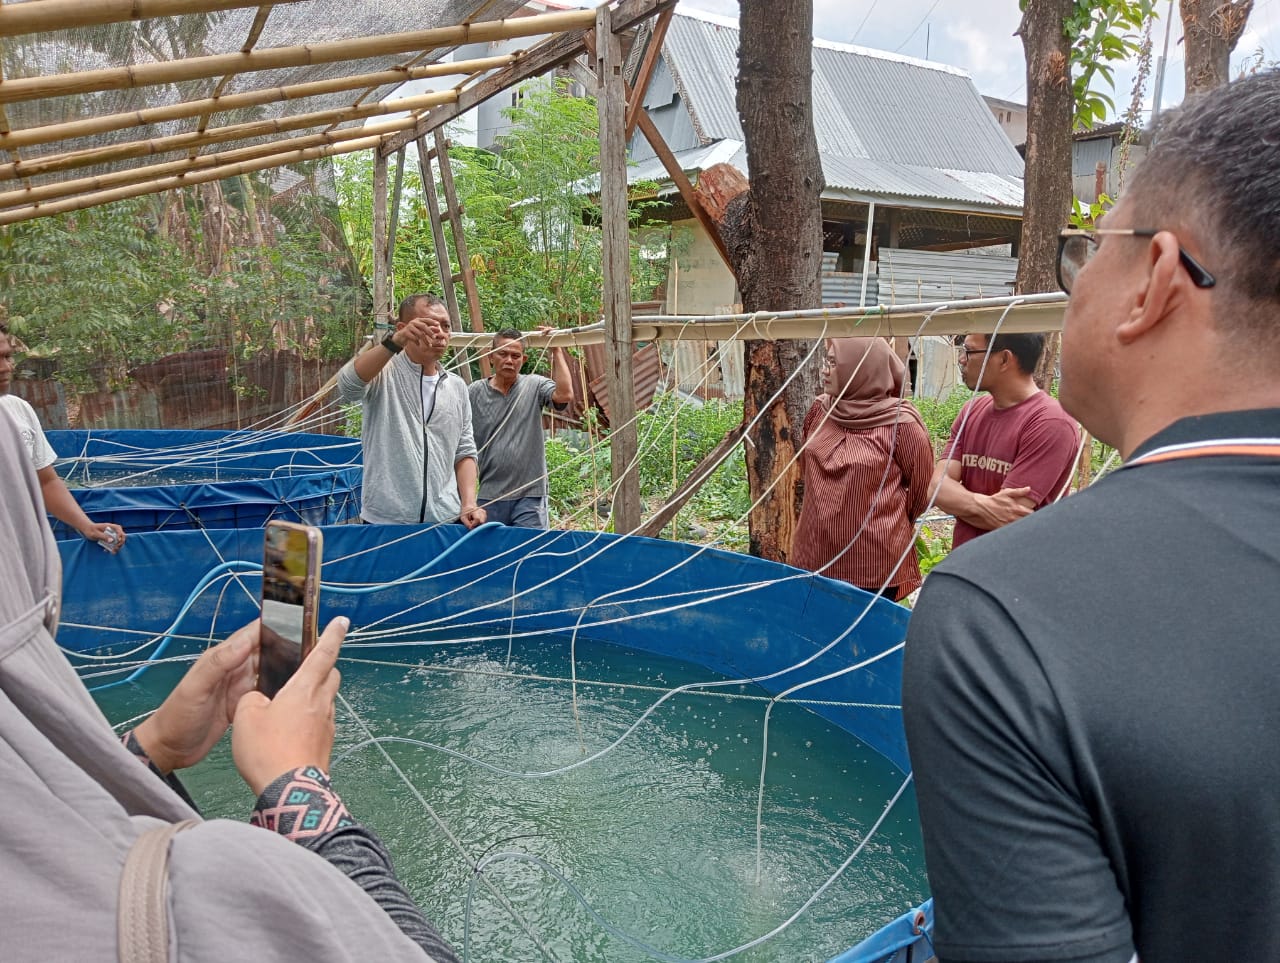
left=420, top=373, right=439, bottom=423
left=0, top=394, right=56, bottom=470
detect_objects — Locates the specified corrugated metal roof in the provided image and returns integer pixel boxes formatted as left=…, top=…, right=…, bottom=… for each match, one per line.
left=627, top=145, right=1023, bottom=214
left=653, top=9, right=1024, bottom=213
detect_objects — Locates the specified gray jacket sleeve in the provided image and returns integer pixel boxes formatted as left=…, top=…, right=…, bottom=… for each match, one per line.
left=336, top=358, right=371, bottom=405
left=453, top=380, right=477, bottom=464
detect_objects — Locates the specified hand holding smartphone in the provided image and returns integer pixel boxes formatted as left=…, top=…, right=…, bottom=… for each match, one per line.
left=257, top=521, right=322, bottom=698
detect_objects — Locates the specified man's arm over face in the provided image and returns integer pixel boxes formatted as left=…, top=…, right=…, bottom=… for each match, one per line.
left=903, top=572, right=1135, bottom=963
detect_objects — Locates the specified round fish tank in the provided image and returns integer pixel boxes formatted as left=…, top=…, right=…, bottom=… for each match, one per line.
left=60, top=524, right=934, bottom=962
left=47, top=429, right=361, bottom=537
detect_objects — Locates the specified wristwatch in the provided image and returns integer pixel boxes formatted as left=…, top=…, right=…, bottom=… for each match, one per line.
left=381, top=335, right=403, bottom=354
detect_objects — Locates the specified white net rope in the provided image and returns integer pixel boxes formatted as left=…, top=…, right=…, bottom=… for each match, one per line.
left=60, top=306, right=1100, bottom=961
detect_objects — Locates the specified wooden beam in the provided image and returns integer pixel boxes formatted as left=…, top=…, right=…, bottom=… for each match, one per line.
left=0, top=128, right=388, bottom=225
left=373, top=151, right=389, bottom=331
left=634, top=108, right=732, bottom=267
left=0, top=8, right=597, bottom=105
left=378, top=0, right=677, bottom=156
left=624, top=6, right=673, bottom=141
left=636, top=423, right=745, bottom=538
left=0, top=115, right=412, bottom=210
left=416, top=138, right=472, bottom=383
left=596, top=5, right=641, bottom=535
left=580, top=24, right=732, bottom=272
left=0, top=54, right=518, bottom=153
left=0, top=88, right=457, bottom=182
left=386, top=147, right=406, bottom=311
left=434, top=130, right=491, bottom=379
left=0, top=0, right=309, bottom=38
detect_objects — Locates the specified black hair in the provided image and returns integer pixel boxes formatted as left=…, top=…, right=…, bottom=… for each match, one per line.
left=988, top=332, right=1045, bottom=375
left=492, top=328, right=524, bottom=348
left=396, top=292, right=445, bottom=323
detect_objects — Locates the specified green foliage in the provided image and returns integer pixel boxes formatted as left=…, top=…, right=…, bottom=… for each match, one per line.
left=334, top=78, right=672, bottom=333
left=634, top=394, right=750, bottom=527
left=1070, top=191, right=1115, bottom=229
left=1, top=171, right=364, bottom=391
left=541, top=394, right=750, bottom=547
left=1063, top=0, right=1156, bottom=130
left=915, top=524, right=950, bottom=579
left=909, top=387, right=974, bottom=453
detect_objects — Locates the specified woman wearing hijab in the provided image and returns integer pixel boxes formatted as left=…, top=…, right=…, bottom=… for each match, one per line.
left=790, top=337, right=935, bottom=602
left=0, top=414, right=458, bottom=962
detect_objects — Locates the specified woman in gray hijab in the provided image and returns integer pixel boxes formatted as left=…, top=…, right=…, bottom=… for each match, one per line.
left=0, top=415, right=458, bottom=962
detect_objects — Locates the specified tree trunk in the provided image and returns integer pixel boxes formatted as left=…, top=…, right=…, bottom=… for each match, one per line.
left=1180, top=0, right=1253, bottom=94
left=1016, top=0, right=1075, bottom=391
left=734, top=0, right=825, bottom=563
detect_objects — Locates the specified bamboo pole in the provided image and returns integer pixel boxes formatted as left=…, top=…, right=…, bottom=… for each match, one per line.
left=0, top=0, right=310, bottom=38
left=374, top=152, right=389, bottom=333
left=0, top=54, right=518, bottom=153
left=0, top=115, right=414, bottom=209
left=377, top=0, right=677, bottom=157
left=0, top=9, right=597, bottom=104
left=437, top=295, right=1070, bottom=350
left=0, top=129, right=388, bottom=225
left=0, top=88, right=457, bottom=182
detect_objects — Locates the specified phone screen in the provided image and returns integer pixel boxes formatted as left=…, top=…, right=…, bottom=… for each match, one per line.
left=258, top=522, right=321, bottom=698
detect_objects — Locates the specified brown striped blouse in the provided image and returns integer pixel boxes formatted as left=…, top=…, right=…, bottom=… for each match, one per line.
left=789, top=402, right=936, bottom=599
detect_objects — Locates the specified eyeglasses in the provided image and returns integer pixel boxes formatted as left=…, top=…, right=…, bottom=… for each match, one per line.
left=956, top=346, right=988, bottom=361
left=1056, top=228, right=1217, bottom=295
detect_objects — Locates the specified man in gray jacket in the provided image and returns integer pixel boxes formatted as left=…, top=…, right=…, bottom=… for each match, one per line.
left=337, top=293, right=486, bottom=528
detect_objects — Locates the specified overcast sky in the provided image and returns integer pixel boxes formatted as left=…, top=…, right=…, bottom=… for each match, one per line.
left=640, top=0, right=1280, bottom=121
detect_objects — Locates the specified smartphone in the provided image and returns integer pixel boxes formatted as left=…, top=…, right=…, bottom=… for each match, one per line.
left=257, top=521, right=323, bottom=698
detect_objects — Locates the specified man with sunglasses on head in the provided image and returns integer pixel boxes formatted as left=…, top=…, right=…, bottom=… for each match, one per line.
left=930, top=332, right=1079, bottom=548
left=903, top=71, right=1280, bottom=963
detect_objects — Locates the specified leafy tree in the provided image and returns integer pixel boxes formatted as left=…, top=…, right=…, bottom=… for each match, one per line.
left=1, top=166, right=365, bottom=392
left=333, top=78, right=670, bottom=335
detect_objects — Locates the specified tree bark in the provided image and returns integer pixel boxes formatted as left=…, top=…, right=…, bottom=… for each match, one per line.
left=1180, top=0, right=1254, bottom=94
left=733, top=0, right=825, bottom=563
left=1016, top=0, right=1075, bottom=390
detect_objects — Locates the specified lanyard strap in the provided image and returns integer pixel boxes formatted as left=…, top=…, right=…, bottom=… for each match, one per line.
left=1126, top=437, right=1280, bottom=468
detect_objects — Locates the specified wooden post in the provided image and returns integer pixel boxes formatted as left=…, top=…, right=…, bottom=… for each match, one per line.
left=386, top=148, right=406, bottom=313
left=433, top=130, right=491, bottom=379
left=596, top=5, right=640, bottom=534
left=417, top=139, right=473, bottom=383
left=373, top=152, right=389, bottom=334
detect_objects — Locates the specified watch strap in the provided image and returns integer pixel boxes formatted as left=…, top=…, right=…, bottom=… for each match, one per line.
left=380, top=335, right=403, bottom=354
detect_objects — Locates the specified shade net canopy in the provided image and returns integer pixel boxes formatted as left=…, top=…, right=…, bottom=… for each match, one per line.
left=0, top=0, right=641, bottom=222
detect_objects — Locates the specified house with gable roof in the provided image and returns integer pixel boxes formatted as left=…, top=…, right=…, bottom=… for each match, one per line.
left=624, top=9, right=1027, bottom=398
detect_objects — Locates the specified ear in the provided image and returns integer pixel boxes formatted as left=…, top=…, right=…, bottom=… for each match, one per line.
left=1116, top=231, right=1183, bottom=345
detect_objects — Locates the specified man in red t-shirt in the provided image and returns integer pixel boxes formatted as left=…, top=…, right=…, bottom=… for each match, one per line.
left=931, top=332, right=1080, bottom=548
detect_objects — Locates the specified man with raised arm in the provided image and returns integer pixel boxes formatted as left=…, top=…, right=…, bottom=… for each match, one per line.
left=337, top=293, right=485, bottom=528
left=931, top=331, right=1079, bottom=547
left=468, top=327, right=573, bottom=529
left=904, top=71, right=1280, bottom=963
left=0, top=322, right=125, bottom=552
